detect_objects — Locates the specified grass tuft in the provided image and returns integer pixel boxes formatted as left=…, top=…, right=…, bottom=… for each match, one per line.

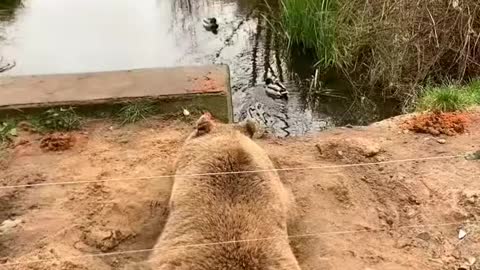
left=275, top=0, right=480, bottom=107
left=31, top=107, right=81, bottom=132
left=279, top=0, right=338, bottom=68
left=467, top=79, right=480, bottom=104
left=117, top=101, right=157, bottom=125
left=417, top=83, right=480, bottom=113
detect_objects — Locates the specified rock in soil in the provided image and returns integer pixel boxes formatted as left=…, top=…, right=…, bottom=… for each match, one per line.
left=82, top=228, right=134, bottom=252
left=0, top=218, right=22, bottom=234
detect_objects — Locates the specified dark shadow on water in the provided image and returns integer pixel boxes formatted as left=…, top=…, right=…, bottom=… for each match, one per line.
left=285, top=46, right=402, bottom=126
left=0, top=0, right=23, bottom=23
left=287, top=45, right=316, bottom=80
left=0, top=0, right=22, bottom=22
left=249, top=15, right=262, bottom=87
left=297, top=67, right=402, bottom=126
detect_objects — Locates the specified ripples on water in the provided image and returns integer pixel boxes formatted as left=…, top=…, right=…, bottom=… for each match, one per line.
left=0, top=0, right=397, bottom=136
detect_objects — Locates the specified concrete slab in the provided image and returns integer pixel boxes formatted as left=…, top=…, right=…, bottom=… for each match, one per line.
left=0, top=65, right=233, bottom=122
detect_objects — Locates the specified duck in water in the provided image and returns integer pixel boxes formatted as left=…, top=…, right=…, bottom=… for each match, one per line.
left=203, top=18, right=219, bottom=34
left=265, top=74, right=288, bottom=100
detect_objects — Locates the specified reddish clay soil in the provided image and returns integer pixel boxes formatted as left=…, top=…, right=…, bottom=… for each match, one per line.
left=403, top=112, right=470, bottom=136
left=1, top=111, right=480, bottom=270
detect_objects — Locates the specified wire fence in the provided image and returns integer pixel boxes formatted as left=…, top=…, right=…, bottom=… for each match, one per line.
left=0, top=150, right=478, bottom=268
left=0, top=220, right=474, bottom=267
left=0, top=153, right=469, bottom=190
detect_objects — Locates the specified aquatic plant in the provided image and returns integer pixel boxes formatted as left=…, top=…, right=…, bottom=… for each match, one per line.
left=279, top=0, right=338, bottom=68
left=276, top=0, right=480, bottom=106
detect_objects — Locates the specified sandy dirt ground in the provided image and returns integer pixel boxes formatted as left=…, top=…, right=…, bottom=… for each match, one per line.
left=1, top=111, right=480, bottom=270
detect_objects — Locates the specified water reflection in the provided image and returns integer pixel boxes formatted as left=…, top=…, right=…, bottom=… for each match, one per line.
left=0, top=0, right=189, bottom=74
left=0, top=0, right=22, bottom=73
left=166, top=0, right=329, bottom=137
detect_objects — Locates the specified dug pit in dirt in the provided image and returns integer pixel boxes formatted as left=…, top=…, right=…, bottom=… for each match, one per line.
left=146, top=113, right=300, bottom=269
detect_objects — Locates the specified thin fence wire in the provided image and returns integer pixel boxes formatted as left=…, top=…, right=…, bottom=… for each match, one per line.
left=0, top=151, right=477, bottom=267
left=0, top=220, right=473, bottom=268
left=0, top=154, right=467, bottom=190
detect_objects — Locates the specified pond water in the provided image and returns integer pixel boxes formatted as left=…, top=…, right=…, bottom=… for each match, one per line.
left=0, top=0, right=400, bottom=137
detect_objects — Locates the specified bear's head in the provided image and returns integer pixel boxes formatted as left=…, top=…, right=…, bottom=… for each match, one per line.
left=187, top=112, right=258, bottom=140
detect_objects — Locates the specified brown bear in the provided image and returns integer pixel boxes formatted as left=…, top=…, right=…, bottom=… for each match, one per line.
left=147, top=113, right=300, bottom=270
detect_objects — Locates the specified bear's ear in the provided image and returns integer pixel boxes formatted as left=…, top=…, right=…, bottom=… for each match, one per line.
left=194, top=112, right=214, bottom=136
left=236, top=119, right=257, bottom=138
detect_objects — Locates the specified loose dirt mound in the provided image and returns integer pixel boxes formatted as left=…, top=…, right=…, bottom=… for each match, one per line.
left=40, top=133, right=75, bottom=151
left=1, top=115, right=480, bottom=270
left=403, top=112, right=470, bottom=136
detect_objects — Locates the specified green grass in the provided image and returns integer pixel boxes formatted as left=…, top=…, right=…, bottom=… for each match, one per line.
left=279, top=0, right=338, bottom=68
left=31, top=107, right=82, bottom=132
left=1, top=107, right=82, bottom=144
left=417, top=81, right=480, bottom=112
left=467, top=79, right=480, bottom=104
left=117, top=101, right=158, bottom=125
left=0, top=120, right=17, bottom=144
left=275, top=0, right=480, bottom=114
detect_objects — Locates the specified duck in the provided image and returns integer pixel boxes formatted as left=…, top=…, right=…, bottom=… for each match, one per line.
left=203, top=18, right=219, bottom=31
left=265, top=75, right=288, bottom=100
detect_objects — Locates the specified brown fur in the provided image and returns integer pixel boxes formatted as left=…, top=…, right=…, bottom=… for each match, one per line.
left=148, top=114, right=301, bottom=269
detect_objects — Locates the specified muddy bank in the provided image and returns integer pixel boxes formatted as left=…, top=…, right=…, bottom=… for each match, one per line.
left=1, top=111, right=480, bottom=269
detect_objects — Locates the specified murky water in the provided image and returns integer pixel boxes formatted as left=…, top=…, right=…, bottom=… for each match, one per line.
left=0, top=0, right=399, bottom=136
